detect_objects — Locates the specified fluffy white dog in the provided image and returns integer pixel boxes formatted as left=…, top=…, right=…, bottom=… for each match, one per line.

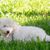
left=0, top=18, right=50, bottom=42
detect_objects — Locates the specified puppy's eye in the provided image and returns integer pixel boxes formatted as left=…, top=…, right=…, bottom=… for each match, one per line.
left=3, top=25, right=6, bottom=27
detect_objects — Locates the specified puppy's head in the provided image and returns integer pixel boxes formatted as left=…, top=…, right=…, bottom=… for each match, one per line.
left=0, top=18, right=20, bottom=40
left=0, top=18, right=16, bottom=38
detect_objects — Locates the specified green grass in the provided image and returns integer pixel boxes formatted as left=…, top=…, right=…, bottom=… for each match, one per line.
left=0, top=40, right=50, bottom=50
left=0, top=0, right=50, bottom=50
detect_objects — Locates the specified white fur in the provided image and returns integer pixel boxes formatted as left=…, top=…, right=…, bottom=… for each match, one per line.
left=13, top=26, right=50, bottom=41
left=0, top=18, right=50, bottom=42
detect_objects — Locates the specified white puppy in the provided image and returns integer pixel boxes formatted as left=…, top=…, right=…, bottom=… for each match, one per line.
left=0, top=18, right=50, bottom=42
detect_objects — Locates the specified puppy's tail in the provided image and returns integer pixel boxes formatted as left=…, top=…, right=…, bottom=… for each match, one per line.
left=46, top=35, right=50, bottom=42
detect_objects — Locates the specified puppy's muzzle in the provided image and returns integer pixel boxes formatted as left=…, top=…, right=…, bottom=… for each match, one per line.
left=0, top=27, right=14, bottom=37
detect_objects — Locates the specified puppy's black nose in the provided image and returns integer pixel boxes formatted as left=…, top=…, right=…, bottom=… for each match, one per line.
left=7, top=31, right=9, bottom=33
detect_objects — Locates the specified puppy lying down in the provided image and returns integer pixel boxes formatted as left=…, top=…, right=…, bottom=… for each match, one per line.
left=0, top=18, right=50, bottom=42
